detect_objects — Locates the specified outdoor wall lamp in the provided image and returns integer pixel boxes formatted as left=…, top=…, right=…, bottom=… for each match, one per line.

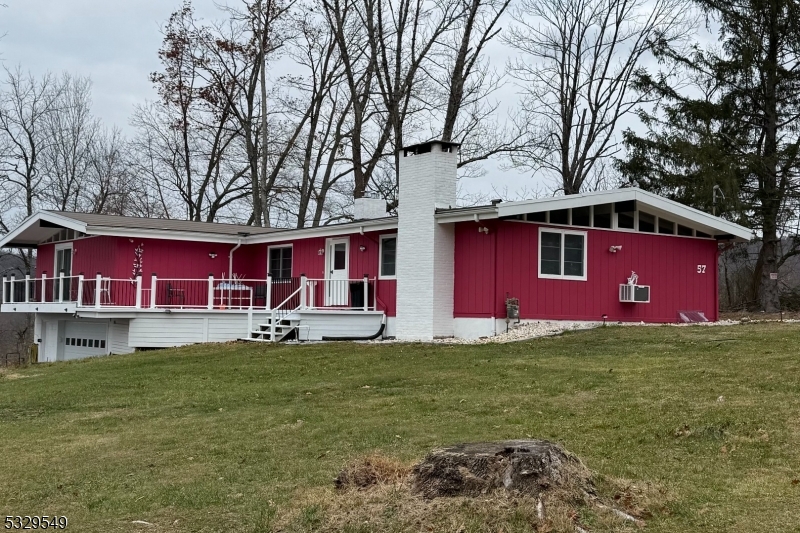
left=318, top=249, right=325, bottom=255
left=359, top=245, right=366, bottom=252
left=209, top=252, right=217, bottom=259
left=609, top=245, right=622, bottom=253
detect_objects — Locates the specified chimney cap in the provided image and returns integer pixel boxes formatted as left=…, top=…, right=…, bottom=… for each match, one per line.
left=402, top=140, right=461, bottom=156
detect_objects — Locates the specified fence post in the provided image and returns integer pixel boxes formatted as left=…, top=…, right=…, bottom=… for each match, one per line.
left=77, top=273, right=84, bottom=307
left=58, top=271, right=65, bottom=303
left=207, top=274, right=214, bottom=310
left=24, top=274, right=30, bottom=302
left=300, top=273, right=307, bottom=310
left=266, top=273, right=272, bottom=311
left=150, top=273, right=157, bottom=309
left=9, top=275, right=15, bottom=304
left=1, top=276, right=6, bottom=304
left=135, top=275, right=143, bottom=309
left=363, top=275, right=369, bottom=311
left=95, top=272, right=102, bottom=309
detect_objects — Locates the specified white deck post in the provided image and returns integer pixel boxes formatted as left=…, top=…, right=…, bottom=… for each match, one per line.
left=266, top=273, right=272, bottom=311
left=24, top=275, right=30, bottom=302
left=207, top=274, right=214, bottom=310
left=1, top=276, right=6, bottom=304
left=58, top=271, right=65, bottom=303
left=150, top=274, right=157, bottom=309
left=373, top=277, right=377, bottom=311
left=41, top=272, right=47, bottom=303
left=300, top=273, right=307, bottom=310
left=363, top=275, right=369, bottom=311
left=9, top=275, right=14, bottom=304
left=270, top=309, right=277, bottom=342
left=94, top=272, right=102, bottom=309
left=77, top=274, right=84, bottom=307
left=135, top=275, right=143, bottom=309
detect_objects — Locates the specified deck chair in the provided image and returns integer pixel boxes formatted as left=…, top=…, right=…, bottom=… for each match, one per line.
left=166, top=283, right=185, bottom=305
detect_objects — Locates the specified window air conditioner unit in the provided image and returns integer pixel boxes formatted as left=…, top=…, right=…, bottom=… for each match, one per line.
left=619, top=284, right=650, bottom=303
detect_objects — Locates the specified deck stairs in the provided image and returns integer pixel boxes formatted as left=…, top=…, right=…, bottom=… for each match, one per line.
left=247, top=313, right=301, bottom=342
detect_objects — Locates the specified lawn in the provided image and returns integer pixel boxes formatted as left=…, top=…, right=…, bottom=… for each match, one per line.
left=1, top=324, right=799, bottom=532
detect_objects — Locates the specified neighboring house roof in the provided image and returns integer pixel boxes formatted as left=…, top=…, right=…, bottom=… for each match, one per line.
left=436, top=188, right=753, bottom=241
left=0, top=187, right=752, bottom=248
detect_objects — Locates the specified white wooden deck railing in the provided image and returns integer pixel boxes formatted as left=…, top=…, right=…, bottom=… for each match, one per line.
left=2, top=272, right=381, bottom=313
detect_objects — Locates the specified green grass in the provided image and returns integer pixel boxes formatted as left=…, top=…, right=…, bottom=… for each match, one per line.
left=1, top=324, right=800, bottom=532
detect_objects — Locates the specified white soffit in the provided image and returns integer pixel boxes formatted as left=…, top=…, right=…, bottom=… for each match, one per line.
left=0, top=212, right=88, bottom=248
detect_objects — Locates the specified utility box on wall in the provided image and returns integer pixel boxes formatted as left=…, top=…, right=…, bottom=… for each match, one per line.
left=619, top=284, right=650, bottom=303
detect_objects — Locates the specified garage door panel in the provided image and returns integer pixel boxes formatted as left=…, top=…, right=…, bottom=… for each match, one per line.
left=63, top=321, right=108, bottom=360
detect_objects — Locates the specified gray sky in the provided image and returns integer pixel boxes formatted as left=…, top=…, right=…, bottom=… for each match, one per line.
left=1, top=0, right=220, bottom=131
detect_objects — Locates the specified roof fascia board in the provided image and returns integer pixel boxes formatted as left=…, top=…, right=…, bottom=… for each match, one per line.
left=87, top=226, right=244, bottom=244
left=0, top=211, right=88, bottom=248
left=246, top=219, right=398, bottom=244
left=435, top=208, right=498, bottom=223
left=497, top=189, right=637, bottom=216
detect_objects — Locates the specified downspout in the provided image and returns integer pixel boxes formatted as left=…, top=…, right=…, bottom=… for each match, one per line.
left=228, top=238, right=244, bottom=309
left=229, top=239, right=242, bottom=281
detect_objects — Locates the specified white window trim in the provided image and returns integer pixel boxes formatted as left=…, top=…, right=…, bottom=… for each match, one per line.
left=537, top=227, right=588, bottom=281
left=53, top=242, right=73, bottom=277
left=267, top=244, right=293, bottom=279
left=378, top=234, right=398, bottom=280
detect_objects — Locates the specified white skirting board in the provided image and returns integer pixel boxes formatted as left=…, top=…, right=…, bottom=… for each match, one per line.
left=453, top=317, right=496, bottom=340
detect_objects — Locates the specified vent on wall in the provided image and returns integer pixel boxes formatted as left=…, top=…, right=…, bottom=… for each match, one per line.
left=678, top=311, right=708, bottom=323
left=619, top=284, right=650, bottom=303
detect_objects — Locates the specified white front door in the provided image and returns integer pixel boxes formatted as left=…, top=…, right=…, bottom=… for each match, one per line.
left=42, top=321, right=59, bottom=362
left=325, top=238, right=349, bottom=306
left=54, top=244, right=73, bottom=301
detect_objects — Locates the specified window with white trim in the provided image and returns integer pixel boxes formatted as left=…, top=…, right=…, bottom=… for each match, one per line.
left=379, top=235, right=397, bottom=279
left=538, top=228, right=587, bottom=280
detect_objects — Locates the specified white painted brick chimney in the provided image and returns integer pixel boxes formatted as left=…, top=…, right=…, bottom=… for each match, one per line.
left=395, top=141, right=458, bottom=340
left=354, top=195, right=387, bottom=220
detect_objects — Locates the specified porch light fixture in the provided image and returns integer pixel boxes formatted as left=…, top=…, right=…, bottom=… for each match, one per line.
left=318, top=248, right=325, bottom=255
left=359, top=245, right=366, bottom=252
left=609, top=245, right=622, bottom=253
left=209, top=252, right=217, bottom=259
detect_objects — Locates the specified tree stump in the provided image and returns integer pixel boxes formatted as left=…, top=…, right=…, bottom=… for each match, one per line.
left=411, top=440, right=593, bottom=499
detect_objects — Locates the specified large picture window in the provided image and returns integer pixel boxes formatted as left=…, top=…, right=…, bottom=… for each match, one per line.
left=538, top=228, right=587, bottom=281
left=379, top=235, right=397, bottom=279
left=268, top=246, right=292, bottom=279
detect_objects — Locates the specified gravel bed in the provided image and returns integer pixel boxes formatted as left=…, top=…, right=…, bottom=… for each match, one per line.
left=360, top=316, right=800, bottom=345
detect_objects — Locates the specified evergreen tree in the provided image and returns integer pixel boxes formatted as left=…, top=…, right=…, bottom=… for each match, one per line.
left=618, top=0, right=800, bottom=312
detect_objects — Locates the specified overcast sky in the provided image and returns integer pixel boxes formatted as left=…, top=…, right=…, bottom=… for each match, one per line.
left=1, top=0, right=221, bottom=130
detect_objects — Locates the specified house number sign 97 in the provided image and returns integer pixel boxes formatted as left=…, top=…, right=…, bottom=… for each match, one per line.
left=697, top=265, right=707, bottom=273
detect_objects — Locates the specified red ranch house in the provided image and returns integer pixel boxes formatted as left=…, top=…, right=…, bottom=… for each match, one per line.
left=0, top=141, right=750, bottom=362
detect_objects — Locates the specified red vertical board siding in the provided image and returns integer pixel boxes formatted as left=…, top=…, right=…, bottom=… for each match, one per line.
left=37, top=236, right=120, bottom=278
left=454, top=223, right=496, bottom=317
left=455, top=220, right=720, bottom=323
left=35, top=230, right=398, bottom=315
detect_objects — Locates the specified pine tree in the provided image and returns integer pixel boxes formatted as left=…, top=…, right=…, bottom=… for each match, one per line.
left=618, top=0, right=800, bottom=312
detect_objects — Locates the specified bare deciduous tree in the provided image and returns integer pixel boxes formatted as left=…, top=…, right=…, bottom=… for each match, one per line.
left=505, top=0, right=695, bottom=194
